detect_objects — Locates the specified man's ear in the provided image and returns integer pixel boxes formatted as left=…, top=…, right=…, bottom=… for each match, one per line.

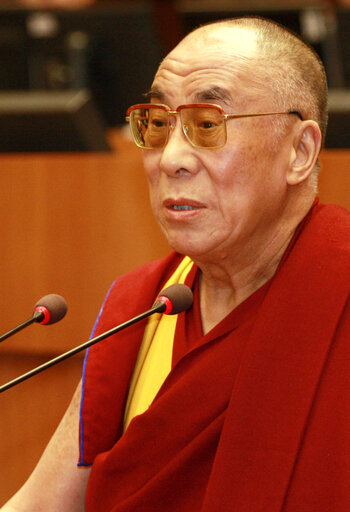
left=287, top=121, right=322, bottom=186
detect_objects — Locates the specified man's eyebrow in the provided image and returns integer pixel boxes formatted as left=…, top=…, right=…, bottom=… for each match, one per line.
left=194, top=87, right=232, bottom=103
left=143, top=87, right=165, bottom=101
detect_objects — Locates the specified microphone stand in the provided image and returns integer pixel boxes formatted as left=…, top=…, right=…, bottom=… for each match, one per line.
left=0, top=301, right=166, bottom=394
left=0, top=311, right=44, bottom=344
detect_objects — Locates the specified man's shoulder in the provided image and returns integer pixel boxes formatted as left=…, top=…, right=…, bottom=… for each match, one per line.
left=316, top=202, right=350, bottom=223
left=104, top=252, right=185, bottom=307
left=287, top=202, right=350, bottom=292
left=116, top=251, right=184, bottom=286
left=279, top=202, right=349, bottom=297
left=90, top=252, right=186, bottom=336
left=311, top=202, right=350, bottom=252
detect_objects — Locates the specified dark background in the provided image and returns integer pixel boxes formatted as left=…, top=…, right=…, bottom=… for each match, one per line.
left=0, top=2, right=348, bottom=147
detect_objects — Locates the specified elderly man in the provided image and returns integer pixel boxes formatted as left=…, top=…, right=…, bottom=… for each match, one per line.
left=3, top=16, right=350, bottom=512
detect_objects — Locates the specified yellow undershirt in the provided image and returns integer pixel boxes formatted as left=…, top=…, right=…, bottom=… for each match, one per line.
left=123, top=256, right=194, bottom=431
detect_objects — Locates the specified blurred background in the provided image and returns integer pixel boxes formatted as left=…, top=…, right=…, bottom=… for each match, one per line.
left=0, top=0, right=349, bottom=149
left=0, top=0, right=349, bottom=504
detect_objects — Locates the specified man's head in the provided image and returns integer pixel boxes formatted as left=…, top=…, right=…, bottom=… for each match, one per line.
left=186, top=18, right=328, bottom=147
left=136, top=18, right=326, bottom=261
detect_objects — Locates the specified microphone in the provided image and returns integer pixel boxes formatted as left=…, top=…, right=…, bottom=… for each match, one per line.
left=33, top=294, right=68, bottom=325
left=0, top=284, right=193, bottom=393
left=0, top=294, right=67, bottom=344
left=154, top=283, right=193, bottom=315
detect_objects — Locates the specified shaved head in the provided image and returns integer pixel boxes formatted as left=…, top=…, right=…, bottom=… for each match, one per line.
left=175, top=17, right=328, bottom=146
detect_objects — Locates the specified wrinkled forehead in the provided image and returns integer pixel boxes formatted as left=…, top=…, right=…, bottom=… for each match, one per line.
left=151, top=27, right=267, bottom=106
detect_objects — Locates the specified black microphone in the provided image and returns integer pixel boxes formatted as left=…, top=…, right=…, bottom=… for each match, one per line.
left=0, top=294, right=67, bottom=344
left=0, top=284, right=193, bottom=393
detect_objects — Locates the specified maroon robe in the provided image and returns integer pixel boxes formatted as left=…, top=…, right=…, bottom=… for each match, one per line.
left=79, top=202, right=350, bottom=511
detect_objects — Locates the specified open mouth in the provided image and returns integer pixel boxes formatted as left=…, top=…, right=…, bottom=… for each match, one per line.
left=164, top=198, right=205, bottom=212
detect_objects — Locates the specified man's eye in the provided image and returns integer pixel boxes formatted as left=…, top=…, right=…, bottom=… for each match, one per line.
left=151, top=119, right=166, bottom=128
left=202, top=121, right=215, bottom=128
left=198, top=120, right=218, bottom=129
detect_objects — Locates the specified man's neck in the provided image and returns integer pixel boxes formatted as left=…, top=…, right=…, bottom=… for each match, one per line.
left=194, top=197, right=315, bottom=334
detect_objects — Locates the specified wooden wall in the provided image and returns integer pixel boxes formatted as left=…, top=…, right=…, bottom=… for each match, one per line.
left=0, top=130, right=349, bottom=504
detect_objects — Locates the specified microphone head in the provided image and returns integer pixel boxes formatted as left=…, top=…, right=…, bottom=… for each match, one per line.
left=33, top=294, right=67, bottom=325
left=156, top=283, right=193, bottom=315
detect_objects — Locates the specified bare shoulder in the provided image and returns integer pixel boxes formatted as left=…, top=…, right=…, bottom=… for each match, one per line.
left=2, top=380, right=91, bottom=512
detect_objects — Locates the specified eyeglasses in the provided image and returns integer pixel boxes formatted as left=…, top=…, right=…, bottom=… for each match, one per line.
left=125, top=103, right=303, bottom=150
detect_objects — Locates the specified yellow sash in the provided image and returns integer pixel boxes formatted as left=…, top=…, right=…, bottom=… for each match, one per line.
left=124, top=256, right=194, bottom=431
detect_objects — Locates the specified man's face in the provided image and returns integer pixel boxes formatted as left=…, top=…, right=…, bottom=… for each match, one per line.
left=142, top=28, right=296, bottom=263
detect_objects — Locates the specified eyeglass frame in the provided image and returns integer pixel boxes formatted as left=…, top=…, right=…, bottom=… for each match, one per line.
left=125, top=103, right=304, bottom=150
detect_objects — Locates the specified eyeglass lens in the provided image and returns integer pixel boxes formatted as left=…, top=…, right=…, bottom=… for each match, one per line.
left=130, top=106, right=226, bottom=149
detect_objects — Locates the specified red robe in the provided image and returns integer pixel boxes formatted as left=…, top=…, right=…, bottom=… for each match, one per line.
left=79, top=202, right=350, bottom=511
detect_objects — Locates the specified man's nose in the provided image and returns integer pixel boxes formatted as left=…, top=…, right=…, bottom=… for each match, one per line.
left=159, top=117, right=199, bottom=177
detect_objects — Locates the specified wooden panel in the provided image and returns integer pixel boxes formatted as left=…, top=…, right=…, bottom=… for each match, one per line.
left=319, top=149, right=350, bottom=210
left=0, top=137, right=348, bottom=505
left=0, top=354, right=83, bottom=503
left=0, top=129, right=170, bottom=356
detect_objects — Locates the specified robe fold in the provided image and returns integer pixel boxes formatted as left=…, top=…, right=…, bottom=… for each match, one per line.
left=79, top=202, right=350, bottom=511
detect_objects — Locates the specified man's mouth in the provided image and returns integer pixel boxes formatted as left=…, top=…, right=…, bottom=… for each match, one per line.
left=164, top=198, right=205, bottom=211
